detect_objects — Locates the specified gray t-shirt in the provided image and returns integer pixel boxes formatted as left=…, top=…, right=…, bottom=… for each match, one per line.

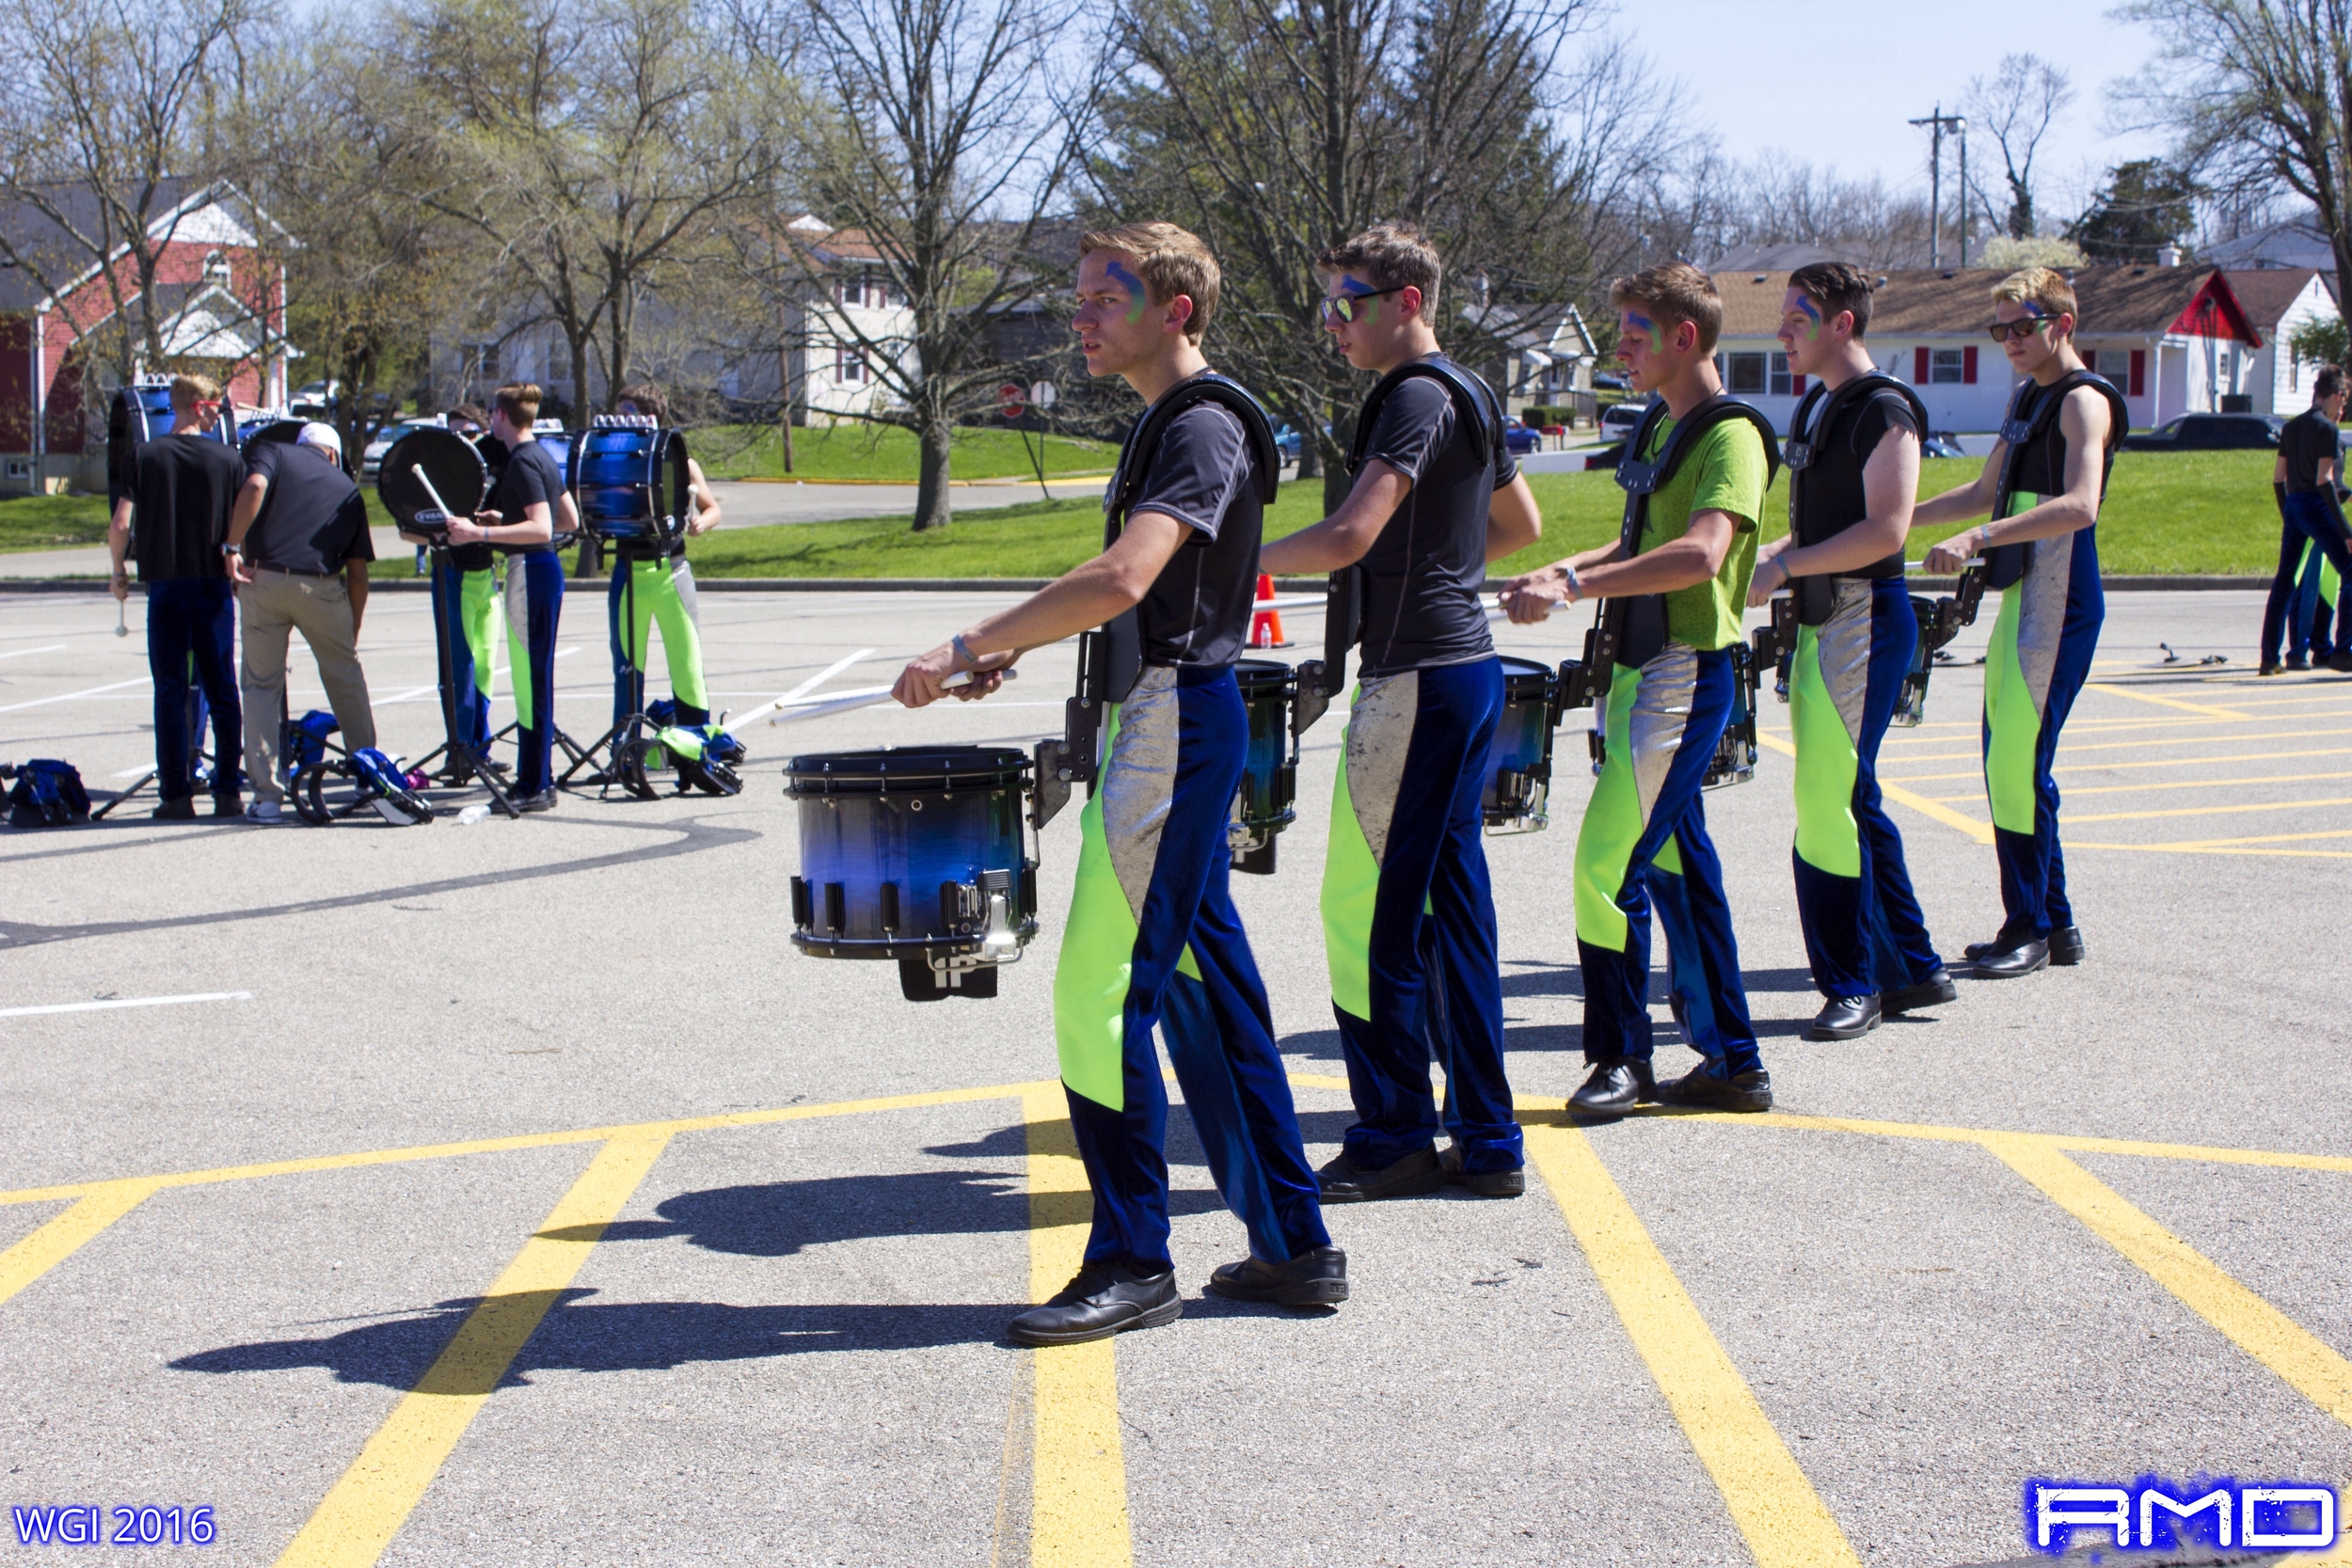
left=1124, top=401, right=1265, bottom=668
left=1355, top=361, right=1515, bottom=675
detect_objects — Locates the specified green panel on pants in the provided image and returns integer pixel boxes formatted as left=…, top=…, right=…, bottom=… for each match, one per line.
left=1572, top=668, right=1647, bottom=953
left=1319, top=707, right=1381, bottom=1022
left=461, top=569, right=503, bottom=703
left=1982, top=582, right=2040, bottom=833
left=1789, top=627, right=1862, bottom=876
left=621, top=557, right=708, bottom=710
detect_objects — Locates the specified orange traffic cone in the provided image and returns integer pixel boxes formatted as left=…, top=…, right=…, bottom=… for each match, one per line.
left=1249, top=572, right=1291, bottom=648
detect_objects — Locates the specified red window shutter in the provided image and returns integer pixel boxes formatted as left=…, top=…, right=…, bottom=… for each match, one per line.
left=2081, top=349, right=2097, bottom=373
left=2130, top=350, right=2146, bottom=397
left=1914, top=346, right=1930, bottom=382
left=1963, top=346, right=1979, bottom=384
left=1790, top=374, right=1806, bottom=395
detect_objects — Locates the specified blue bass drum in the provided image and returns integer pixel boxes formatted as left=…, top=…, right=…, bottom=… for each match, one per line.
left=566, top=419, right=691, bottom=546
left=787, top=746, right=1040, bottom=1002
left=1229, top=658, right=1298, bottom=875
left=1483, top=655, right=1558, bottom=832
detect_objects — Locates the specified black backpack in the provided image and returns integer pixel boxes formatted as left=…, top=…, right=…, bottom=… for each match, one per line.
left=6, top=760, right=92, bottom=828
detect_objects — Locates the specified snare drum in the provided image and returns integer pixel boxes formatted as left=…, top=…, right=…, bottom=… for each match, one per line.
left=787, top=746, right=1040, bottom=1002
left=376, top=427, right=489, bottom=534
left=1228, top=658, right=1298, bottom=874
left=1890, top=594, right=1937, bottom=727
left=566, top=421, right=691, bottom=546
left=1702, top=641, right=1759, bottom=790
left=1484, top=655, right=1559, bottom=832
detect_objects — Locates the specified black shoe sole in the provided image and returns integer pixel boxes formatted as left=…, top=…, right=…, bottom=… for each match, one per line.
left=1318, top=1169, right=1443, bottom=1204
left=1803, top=1015, right=1881, bottom=1041
left=1968, top=953, right=2049, bottom=978
left=1444, top=1168, right=1527, bottom=1197
left=1206, top=1274, right=1350, bottom=1307
left=1883, top=978, right=1959, bottom=1014
left=1007, top=1296, right=1183, bottom=1347
left=1566, top=1096, right=1644, bottom=1122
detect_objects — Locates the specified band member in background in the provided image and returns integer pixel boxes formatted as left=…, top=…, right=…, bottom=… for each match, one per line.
left=108, top=373, right=245, bottom=820
left=608, top=384, right=722, bottom=725
left=223, top=422, right=379, bottom=825
left=1916, top=268, right=2129, bottom=976
left=2259, top=365, right=2349, bottom=675
left=1748, top=261, right=1954, bottom=1039
left=405, top=403, right=502, bottom=777
left=1500, top=263, right=1773, bottom=1117
left=445, top=383, right=575, bottom=811
left=1259, top=221, right=1540, bottom=1201
left=896, top=222, right=1340, bottom=1344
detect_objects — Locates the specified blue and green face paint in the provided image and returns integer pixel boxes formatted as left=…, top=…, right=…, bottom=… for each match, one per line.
left=1795, top=295, right=1822, bottom=341
left=1106, top=260, right=1149, bottom=325
left=1623, top=309, right=1664, bottom=354
left=1342, top=275, right=1380, bottom=325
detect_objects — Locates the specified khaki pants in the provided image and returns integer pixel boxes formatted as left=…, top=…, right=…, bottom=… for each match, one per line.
left=240, top=569, right=377, bottom=803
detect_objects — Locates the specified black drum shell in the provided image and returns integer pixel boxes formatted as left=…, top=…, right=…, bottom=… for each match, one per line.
left=1232, top=658, right=1296, bottom=834
left=376, top=427, right=489, bottom=532
left=1891, top=594, right=1938, bottom=727
left=240, top=418, right=305, bottom=454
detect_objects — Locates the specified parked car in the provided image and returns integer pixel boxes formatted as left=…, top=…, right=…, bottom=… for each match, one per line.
left=1501, top=416, right=1542, bottom=456
left=1273, top=423, right=1303, bottom=464
left=1921, top=430, right=1968, bottom=460
left=1593, top=372, right=1628, bottom=390
left=361, top=418, right=448, bottom=480
left=2122, top=412, right=2285, bottom=451
left=1598, top=400, right=1650, bottom=438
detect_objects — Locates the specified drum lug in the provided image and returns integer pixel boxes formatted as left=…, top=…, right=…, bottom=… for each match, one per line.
left=1029, top=740, right=1073, bottom=828
left=1289, top=667, right=1331, bottom=737
left=976, top=870, right=1023, bottom=964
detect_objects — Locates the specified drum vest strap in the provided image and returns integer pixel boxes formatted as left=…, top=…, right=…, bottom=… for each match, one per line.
left=1608, top=395, right=1783, bottom=668
left=1784, top=372, right=1929, bottom=624
left=1984, top=368, right=2129, bottom=590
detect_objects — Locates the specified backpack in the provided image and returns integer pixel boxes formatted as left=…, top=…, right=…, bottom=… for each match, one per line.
left=6, top=760, right=92, bottom=828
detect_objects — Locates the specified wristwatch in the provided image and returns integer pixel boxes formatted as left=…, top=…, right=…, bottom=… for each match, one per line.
left=951, top=633, right=977, bottom=669
left=221, top=543, right=242, bottom=558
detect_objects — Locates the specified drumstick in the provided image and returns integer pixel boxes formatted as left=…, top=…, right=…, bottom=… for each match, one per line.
left=755, top=668, right=1018, bottom=726
left=410, top=464, right=459, bottom=527
left=1904, top=557, right=1985, bottom=572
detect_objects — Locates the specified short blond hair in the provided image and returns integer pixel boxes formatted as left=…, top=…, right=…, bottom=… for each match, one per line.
left=168, top=373, right=221, bottom=413
left=1610, top=262, right=1725, bottom=354
left=1992, top=266, right=2077, bottom=326
left=1078, top=222, right=1220, bottom=342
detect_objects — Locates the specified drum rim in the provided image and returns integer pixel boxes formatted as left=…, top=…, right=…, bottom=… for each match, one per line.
left=376, top=426, right=489, bottom=524
left=785, top=743, right=1032, bottom=791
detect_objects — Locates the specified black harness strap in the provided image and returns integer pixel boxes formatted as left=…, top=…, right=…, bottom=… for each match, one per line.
left=1783, top=372, right=1930, bottom=624
left=1984, top=368, right=2129, bottom=590
left=1605, top=395, right=1783, bottom=670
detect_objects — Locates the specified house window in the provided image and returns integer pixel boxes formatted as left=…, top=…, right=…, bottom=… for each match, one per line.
left=1930, top=348, right=1965, bottom=384
left=203, top=249, right=231, bottom=285
left=1725, top=352, right=1768, bottom=394
left=1768, top=352, right=1790, bottom=396
left=834, top=345, right=866, bottom=384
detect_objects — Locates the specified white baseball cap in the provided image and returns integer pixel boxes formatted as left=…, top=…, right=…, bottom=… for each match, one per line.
left=295, top=421, right=342, bottom=454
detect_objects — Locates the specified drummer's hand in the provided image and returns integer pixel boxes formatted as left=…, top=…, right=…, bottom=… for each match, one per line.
left=1922, top=528, right=1979, bottom=577
left=446, top=512, right=493, bottom=546
left=895, top=641, right=1005, bottom=707
left=1497, top=566, right=1570, bottom=625
left=1746, top=553, right=1789, bottom=608
left=688, top=512, right=718, bottom=537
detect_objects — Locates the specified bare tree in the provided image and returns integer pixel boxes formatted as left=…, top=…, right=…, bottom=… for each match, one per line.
left=1703, top=151, right=1937, bottom=269
left=1963, top=54, right=2075, bottom=240
left=2118, top=0, right=2352, bottom=296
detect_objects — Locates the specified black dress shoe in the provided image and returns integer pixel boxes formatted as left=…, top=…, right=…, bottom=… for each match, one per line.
left=212, top=795, right=243, bottom=818
left=1968, top=937, right=2049, bottom=977
left=516, top=788, right=559, bottom=813
left=2259, top=662, right=2285, bottom=676
left=1008, top=1265, right=1182, bottom=1346
left=1883, top=968, right=1959, bottom=1014
left=1438, top=1144, right=1525, bottom=1197
left=151, top=797, right=197, bottom=821
left=1568, top=1058, right=1656, bottom=1120
left=2284, top=655, right=2311, bottom=671
left=1804, top=994, right=1882, bottom=1040
left=1316, top=1147, right=1442, bottom=1203
left=1207, top=1246, right=1349, bottom=1307
left=2331, top=651, right=2352, bottom=673
left=1656, top=1065, right=1773, bottom=1113
left=2047, top=926, right=2085, bottom=965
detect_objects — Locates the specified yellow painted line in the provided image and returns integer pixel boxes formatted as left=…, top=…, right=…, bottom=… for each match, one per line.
left=2064, top=794, right=2352, bottom=825
left=1526, top=1121, right=1862, bottom=1568
left=1929, top=769, right=2352, bottom=803
left=2068, top=830, right=2352, bottom=860
left=274, top=1132, right=673, bottom=1568
left=1289, top=1071, right=1352, bottom=1092
left=1983, top=1136, right=2352, bottom=1430
left=0, top=1180, right=162, bottom=1307
left=1022, top=1083, right=1132, bottom=1568
left=1759, top=731, right=1994, bottom=842
left=0, top=1080, right=1045, bottom=1208
left=1889, top=744, right=2352, bottom=784
left=2082, top=683, right=2251, bottom=720
left=1888, top=725, right=2352, bottom=766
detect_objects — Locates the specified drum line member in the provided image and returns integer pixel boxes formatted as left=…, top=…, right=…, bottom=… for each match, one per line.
left=107, top=373, right=245, bottom=820
left=445, top=383, right=575, bottom=812
left=1500, top=262, right=1774, bottom=1117
left=401, top=404, right=504, bottom=778
left=606, top=384, right=721, bottom=727
left=1257, top=221, right=1541, bottom=1200
left=222, top=422, right=380, bottom=825
left=1748, top=262, right=1956, bottom=1039
left=2259, top=365, right=2349, bottom=675
left=1917, top=267, right=2129, bottom=976
left=2282, top=534, right=2341, bottom=672
left=894, top=221, right=1341, bottom=1343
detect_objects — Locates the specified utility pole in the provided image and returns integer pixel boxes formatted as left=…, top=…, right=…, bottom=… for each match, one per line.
left=1910, top=104, right=1967, bottom=268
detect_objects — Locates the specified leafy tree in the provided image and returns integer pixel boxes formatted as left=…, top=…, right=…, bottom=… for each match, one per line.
left=2288, top=311, right=2348, bottom=372
left=2065, top=159, right=2201, bottom=261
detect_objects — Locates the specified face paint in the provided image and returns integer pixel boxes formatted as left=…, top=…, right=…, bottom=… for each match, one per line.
left=1796, top=296, right=1821, bottom=341
left=1342, top=275, right=1378, bottom=325
left=1625, top=310, right=1663, bottom=354
left=1105, top=260, right=1148, bottom=325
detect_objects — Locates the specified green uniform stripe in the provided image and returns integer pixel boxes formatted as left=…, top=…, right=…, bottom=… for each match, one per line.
left=622, top=559, right=708, bottom=710
left=1319, top=707, right=1379, bottom=1020
left=1572, top=668, right=1647, bottom=953
left=1982, top=584, right=2040, bottom=833
left=1789, top=628, right=1862, bottom=876
left=460, top=570, right=501, bottom=701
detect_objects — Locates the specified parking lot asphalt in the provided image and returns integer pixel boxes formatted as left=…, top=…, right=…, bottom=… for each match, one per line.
left=2, top=584, right=2349, bottom=1567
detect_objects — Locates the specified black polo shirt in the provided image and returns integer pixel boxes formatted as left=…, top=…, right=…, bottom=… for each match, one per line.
left=2281, top=407, right=2341, bottom=495
left=1353, top=359, right=1513, bottom=675
left=245, top=442, right=375, bottom=575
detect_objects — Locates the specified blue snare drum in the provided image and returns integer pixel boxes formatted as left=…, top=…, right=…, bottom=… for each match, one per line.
left=1891, top=594, right=1938, bottom=728
left=566, top=419, right=691, bottom=546
left=787, top=746, right=1039, bottom=1002
left=1483, top=655, right=1558, bottom=832
left=1703, top=641, right=1760, bottom=790
left=1229, top=658, right=1298, bottom=875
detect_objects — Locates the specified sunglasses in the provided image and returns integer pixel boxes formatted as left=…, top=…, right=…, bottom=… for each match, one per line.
left=1319, top=285, right=1408, bottom=325
left=1986, top=314, right=2059, bottom=341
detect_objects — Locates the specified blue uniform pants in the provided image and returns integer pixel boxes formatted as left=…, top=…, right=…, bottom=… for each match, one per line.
left=2263, top=492, right=2352, bottom=665
left=504, top=550, right=565, bottom=796
left=147, top=578, right=241, bottom=803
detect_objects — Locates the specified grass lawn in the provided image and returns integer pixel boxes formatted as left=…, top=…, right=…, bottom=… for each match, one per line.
left=0, top=494, right=111, bottom=553
left=692, top=423, right=1119, bottom=483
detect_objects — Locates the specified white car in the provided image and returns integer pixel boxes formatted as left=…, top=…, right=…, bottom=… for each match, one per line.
left=1598, top=400, right=1651, bottom=438
left=360, top=419, right=447, bottom=480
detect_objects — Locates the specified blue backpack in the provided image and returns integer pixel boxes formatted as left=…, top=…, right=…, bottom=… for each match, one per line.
left=7, top=760, right=92, bottom=828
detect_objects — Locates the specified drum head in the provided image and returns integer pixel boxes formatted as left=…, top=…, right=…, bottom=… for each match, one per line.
left=786, top=745, right=1029, bottom=795
left=1498, top=655, right=1556, bottom=699
left=1232, top=657, right=1295, bottom=695
left=240, top=419, right=305, bottom=454
left=377, top=427, right=488, bottom=531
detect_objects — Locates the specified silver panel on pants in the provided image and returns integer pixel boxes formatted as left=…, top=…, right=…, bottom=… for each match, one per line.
left=1104, top=665, right=1182, bottom=920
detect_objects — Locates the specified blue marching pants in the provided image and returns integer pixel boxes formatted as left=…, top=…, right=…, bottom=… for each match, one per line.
left=1319, top=657, right=1520, bottom=1174
left=503, top=550, right=565, bottom=796
left=2263, top=492, right=2352, bottom=666
left=1573, top=644, right=1760, bottom=1076
left=1789, top=579, right=1944, bottom=1000
left=1053, top=664, right=1330, bottom=1274
left=1983, top=527, right=2103, bottom=943
left=2285, top=541, right=2342, bottom=661
left=428, top=559, right=497, bottom=756
left=147, top=578, right=241, bottom=803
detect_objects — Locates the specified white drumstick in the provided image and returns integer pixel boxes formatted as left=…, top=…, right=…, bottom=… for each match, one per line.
left=410, top=463, right=458, bottom=527
left=1904, top=557, right=1986, bottom=573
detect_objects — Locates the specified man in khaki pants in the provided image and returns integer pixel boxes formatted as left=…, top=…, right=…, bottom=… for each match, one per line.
left=224, top=422, right=380, bottom=824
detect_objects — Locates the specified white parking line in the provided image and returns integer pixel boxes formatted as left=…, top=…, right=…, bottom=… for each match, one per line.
left=0, top=991, right=254, bottom=1020
left=0, top=676, right=151, bottom=714
left=0, top=645, right=69, bottom=661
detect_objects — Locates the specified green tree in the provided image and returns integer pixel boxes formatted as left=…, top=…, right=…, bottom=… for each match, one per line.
left=2288, top=311, right=2348, bottom=372
left=2065, top=159, right=2201, bottom=261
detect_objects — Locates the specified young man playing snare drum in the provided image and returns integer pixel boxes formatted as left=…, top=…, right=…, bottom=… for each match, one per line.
left=895, top=222, right=1340, bottom=1345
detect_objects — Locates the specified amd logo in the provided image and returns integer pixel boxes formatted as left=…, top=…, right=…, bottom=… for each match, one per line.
left=2028, top=1479, right=2338, bottom=1553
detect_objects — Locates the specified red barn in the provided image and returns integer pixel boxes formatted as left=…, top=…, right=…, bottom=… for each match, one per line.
left=1, top=179, right=289, bottom=497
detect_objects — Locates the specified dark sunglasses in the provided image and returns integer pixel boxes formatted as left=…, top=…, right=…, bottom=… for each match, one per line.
left=1986, top=314, right=2059, bottom=341
left=1319, top=285, right=1408, bottom=325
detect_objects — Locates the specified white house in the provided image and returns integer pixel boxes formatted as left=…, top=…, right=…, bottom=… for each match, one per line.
left=1457, top=302, right=1598, bottom=415
left=2225, top=267, right=2341, bottom=414
left=777, top=216, right=918, bottom=426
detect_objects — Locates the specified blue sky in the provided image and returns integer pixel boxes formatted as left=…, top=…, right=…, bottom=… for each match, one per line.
left=1609, top=2, right=2170, bottom=219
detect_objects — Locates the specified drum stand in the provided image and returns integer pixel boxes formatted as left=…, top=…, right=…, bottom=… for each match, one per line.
left=408, top=545, right=520, bottom=818
left=559, top=553, right=660, bottom=799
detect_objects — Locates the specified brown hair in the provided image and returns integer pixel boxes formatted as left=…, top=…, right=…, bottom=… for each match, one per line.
left=2313, top=365, right=2345, bottom=401
left=1079, top=222, right=1221, bottom=342
left=168, top=373, right=221, bottom=413
left=1992, top=266, right=2078, bottom=326
left=1787, top=261, right=1876, bottom=339
left=1315, top=221, right=1441, bottom=317
left=615, top=384, right=668, bottom=421
left=492, top=382, right=543, bottom=426
left=1610, top=262, right=1725, bottom=354
left=448, top=403, right=488, bottom=429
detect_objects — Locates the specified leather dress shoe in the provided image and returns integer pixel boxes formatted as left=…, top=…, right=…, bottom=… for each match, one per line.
left=1883, top=968, right=1959, bottom=1014
left=2284, top=655, right=2311, bottom=671
left=1966, top=937, right=2049, bottom=977
left=1656, top=1064, right=1773, bottom=1113
left=1316, top=1147, right=1442, bottom=1203
left=151, top=797, right=197, bottom=821
left=1207, top=1246, right=1349, bottom=1307
left=2332, top=651, right=2352, bottom=673
left=516, top=788, right=559, bottom=813
left=1008, top=1264, right=1182, bottom=1346
left=1438, top=1143, right=1526, bottom=1197
left=2259, top=662, right=2285, bottom=676
left=1804, top=994, right=1882, bottom=1040
left=1568, top=1058, right=1656, bottom=1119
left=2047, top=926, right=2085, bottom=966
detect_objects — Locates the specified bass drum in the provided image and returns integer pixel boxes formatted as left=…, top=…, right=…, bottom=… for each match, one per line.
left=239, top=418, right=306, bottom=455
left=107, top=381, right=234, bottom=504
left=1483, top=655, right=1558, bottom=832
left=1229, top=658, right=1297, bottom=875
left=375, top=427, right=489, bottom=534
left=567, top=422, right=691, bottom=546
